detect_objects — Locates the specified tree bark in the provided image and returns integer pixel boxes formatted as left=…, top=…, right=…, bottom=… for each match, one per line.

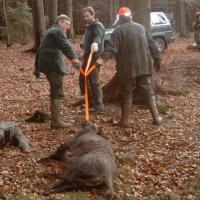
left=2, top=0, right=11, bottom=47
left=113, top=0, right=120, bottom=14
left=110, top=0, right=115, bottom=24
left=85, top=0, right=91, bottom=6
left=178, top=0, right=189, bottom=37
left=126, top=0, right=151, bottom=29
left=31, top=0, right=46, bottom=50
left=63, top=0, right=75, bottom=39
left=49, top=0, right=57, bottom=26
left=36, top=0, right=46, bottom=39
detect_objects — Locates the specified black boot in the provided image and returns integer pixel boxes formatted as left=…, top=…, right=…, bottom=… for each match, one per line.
left=146, top=96, right=163, bottom=125
left=119, top=103, right=132, bottom=128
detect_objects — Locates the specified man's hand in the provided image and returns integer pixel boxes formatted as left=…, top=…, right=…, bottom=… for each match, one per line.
left=91, top=43, right=99, bottom=52
left=71, top=57, right=82, bottom=70
left=95, top=57, right=104, bottom=66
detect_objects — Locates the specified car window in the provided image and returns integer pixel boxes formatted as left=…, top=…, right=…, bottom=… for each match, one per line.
left=151, top=13, right=168, bottom=25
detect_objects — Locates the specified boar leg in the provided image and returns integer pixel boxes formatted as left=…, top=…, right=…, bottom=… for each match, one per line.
left=44, top=178, right=79, bottom=194
left=104, top=175, right=114, bottom=198
left=40, top=142, right=70, bottom=162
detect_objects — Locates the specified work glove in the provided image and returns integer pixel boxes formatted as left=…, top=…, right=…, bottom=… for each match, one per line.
left=91, top=42, right=99, bottom=52
left=71, top=58, right=82, bottom=70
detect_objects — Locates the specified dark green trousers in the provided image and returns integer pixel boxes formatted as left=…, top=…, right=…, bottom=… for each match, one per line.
left=46, top=72, right=65, bottom=100
left=121, top=75, right=154, bottom=104
left=79, top=54, right=103, bottom=106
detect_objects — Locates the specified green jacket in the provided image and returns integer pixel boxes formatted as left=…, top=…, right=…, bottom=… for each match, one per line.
left=36, top=26, right=76, bottom=75
left=102, top=20, right=160, bottom=81
left=82, top=19, right=105, bottom=59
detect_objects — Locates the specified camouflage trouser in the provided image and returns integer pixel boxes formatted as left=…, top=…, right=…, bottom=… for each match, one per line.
left=121, top=75, right=155, bottom=104
left=79, top=55, right=103, bottom=106
left=46, top=72, right=65, bottom=100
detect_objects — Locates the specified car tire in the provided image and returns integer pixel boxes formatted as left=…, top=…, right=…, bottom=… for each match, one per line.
left=154, top=37, right=166, bottom=53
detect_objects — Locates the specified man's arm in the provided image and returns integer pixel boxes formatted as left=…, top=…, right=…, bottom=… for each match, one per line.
left=95, top=28, right=120, bottom=65
left=56, top=29, right=81, bottom=69
left=56, top=29, right=77, bottom=59
left=92, top=23, right=105, bottom=48
left=146, top=30, right=161, bottom=72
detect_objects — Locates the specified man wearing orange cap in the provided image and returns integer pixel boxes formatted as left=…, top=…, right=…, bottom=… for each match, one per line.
left=96, top=7, right=162, bottom=127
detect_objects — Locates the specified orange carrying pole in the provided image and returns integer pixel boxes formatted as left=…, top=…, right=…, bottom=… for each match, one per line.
left=80, top=51, right=96, bottom=121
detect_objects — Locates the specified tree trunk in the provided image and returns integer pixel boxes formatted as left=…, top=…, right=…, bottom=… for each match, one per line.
left=31, top=0, right=40, bottom=50
left=178, top=0, right=189, bottom=37
left=36, top=0, right=46, bottom=40
left=31, top=0, right=46, bottom=50
left=49, top=0, right=57, bottom=26
left=85, top=0, right=91, bottom=6
left=110, top=0, right=115, bottom=24
left=64, top=0, right=75, bottom=39
left=2, top=0, right=11, bottom=47
left=163, top=0, right=168, bottom=12
left=113, top=0, right=120, bottom=14
left=127, top=0, right=151, bottom=29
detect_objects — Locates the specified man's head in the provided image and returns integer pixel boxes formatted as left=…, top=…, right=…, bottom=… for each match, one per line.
left=55, top=14, right=71, bottom=32
left=82, top=7, right=95, bottom=24
left=117, top=7, right=132, bottom=23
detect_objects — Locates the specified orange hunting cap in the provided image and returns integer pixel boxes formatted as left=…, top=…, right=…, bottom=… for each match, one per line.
left=118, top=7, right=132, bottom=17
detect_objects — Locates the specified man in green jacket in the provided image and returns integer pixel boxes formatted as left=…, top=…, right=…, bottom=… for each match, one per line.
left=35, top=15, right=81, bottom=129
left=96, top=7, right=163, bottom=127
left=79, top=7, right=105, bottom=113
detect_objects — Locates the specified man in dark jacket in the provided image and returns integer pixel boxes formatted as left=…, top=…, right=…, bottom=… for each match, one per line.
left=35, top=15, right=81, bottom=129
left=96, top=7, right=163, bottom=127
left=79, top=7, right=105, bottom=113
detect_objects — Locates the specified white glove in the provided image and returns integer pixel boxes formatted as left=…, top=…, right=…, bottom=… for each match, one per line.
left=91, top=42, right=99, bottom=52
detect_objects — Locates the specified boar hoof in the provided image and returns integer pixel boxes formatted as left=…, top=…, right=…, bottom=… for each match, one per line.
left=104, top=189, right=114, bottom=198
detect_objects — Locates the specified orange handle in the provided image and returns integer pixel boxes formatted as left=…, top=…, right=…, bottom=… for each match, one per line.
left=79, top=51, right=96, bottom=121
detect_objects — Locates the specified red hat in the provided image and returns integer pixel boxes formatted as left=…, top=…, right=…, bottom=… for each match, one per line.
left=118, top=7, right=132, bottom=17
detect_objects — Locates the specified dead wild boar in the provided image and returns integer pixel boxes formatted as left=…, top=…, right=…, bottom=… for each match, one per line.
left=41, top=121, right=116, bottom=198
left=0, top=121, right=31, bottom=151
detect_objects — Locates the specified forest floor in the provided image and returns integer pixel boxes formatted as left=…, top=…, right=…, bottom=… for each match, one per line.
left=0, top=36, right=200, bottom=200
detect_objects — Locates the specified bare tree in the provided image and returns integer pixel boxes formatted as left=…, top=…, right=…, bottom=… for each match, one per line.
left=2, top=0, right=11, bottom=47
left=63, top=0, right=75, bottom=38
left=31, top=0, right=46, bottom=50
left=49, top=0, right=57, bottom=26
left=127, top=0, right=151, bottom=29
left=85, top=0, right=91, bottom=6
left=177, top=0, right=190, bottom=38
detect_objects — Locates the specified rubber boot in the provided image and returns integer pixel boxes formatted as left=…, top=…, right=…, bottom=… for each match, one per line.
left=119, top=103, right=132, bottom=128
left=146, top=96, right=163, bottom=125
left=50, top=99, right=72, bottom=129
